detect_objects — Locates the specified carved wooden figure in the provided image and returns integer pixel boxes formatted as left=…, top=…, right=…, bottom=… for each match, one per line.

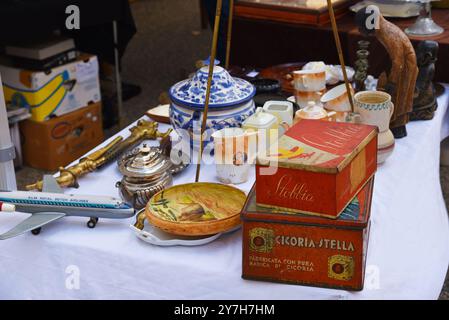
left=356, top=6, right=418, bottom=138
left=410, top=40, right=439, bottom=121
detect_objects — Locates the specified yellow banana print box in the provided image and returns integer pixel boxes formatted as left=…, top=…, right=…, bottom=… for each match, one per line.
left=0, top=54, right=101, bottom=121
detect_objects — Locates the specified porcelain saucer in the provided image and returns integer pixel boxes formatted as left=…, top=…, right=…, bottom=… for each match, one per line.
left=131, top=223, right=240, bottom=247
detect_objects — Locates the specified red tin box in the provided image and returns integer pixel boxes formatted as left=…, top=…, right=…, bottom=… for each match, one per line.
left=242, top=178, right=374, bottom=291
left=256, top=119, right=377, bottom=219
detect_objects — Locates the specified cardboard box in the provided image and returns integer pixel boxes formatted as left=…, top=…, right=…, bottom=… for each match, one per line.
left=242, top=178, right=374, bottom=291
left=256, top=119, right=377, bottom=219
left=20, top=102, right=103, bottom=171
left=1, top=54, right=101, bottom=121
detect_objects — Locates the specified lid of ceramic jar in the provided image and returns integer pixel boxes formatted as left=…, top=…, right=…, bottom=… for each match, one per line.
left=243, top=108, right=277, bottom=129
left=118, top=145, right=172, bottom=178
left=169, top=58, right=256, bottom=110
left=297, top=102, right=328, bottom=120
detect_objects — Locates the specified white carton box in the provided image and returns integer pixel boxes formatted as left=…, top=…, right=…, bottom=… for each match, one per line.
left=0, top=54, right=101, bottom=121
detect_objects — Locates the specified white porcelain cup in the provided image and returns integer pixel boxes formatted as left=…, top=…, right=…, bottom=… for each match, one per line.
left=295, top=89, right=326, bottom=109
left=293, top=69, right=326, bottom=92
left=321, top=83, right=355, bottom=112
left=212, top=128, right=257, bottom=185
left=354, top=91, right=394, bottom=132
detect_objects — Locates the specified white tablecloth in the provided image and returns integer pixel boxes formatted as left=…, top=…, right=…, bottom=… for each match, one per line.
left=1, top=87, right=449, bottom=300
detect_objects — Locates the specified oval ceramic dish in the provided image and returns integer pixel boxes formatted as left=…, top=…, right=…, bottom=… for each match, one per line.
left=145, top=183, right=246, bottom=236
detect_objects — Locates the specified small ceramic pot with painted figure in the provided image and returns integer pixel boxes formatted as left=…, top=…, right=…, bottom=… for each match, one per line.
left=354, top=91, right=395, bottom=164
left=212, top=128, right=257, bottom=184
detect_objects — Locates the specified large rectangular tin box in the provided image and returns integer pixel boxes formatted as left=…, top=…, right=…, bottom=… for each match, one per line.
left=256, top=119, right=377, bottom=219
left=242, top=178, right=374, bottom=291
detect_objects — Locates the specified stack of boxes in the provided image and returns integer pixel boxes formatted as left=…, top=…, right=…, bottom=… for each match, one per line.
left=0, top=37, right=103, bottom=170
left=241, top=119, right=378, bottom=291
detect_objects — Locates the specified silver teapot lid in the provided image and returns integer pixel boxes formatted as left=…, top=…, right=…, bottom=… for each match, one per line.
left=119, top=144, right=172, bottom=178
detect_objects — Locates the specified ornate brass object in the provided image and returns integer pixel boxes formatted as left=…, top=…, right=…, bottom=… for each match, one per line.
left=26, top=120, right=172, bottom=191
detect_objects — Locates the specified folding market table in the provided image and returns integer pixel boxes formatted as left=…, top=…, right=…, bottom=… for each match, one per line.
left=1, top=87, right=449, bottom=299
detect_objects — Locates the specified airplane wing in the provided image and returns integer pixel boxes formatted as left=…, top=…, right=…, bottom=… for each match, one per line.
left=42, top=175, right=63, bottom=194
left=0, top=212, right=66, bottom=240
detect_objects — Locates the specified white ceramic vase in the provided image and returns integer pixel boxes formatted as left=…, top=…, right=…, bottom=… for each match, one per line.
left=354, top=91, right=395, bottom=164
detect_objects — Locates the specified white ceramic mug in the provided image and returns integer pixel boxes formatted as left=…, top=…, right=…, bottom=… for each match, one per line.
left=295, top=90, right=326, bottom=109
left=354, top=91, right=394, bottom=133
left=212, top=128, right=257, bottom=184
left=293, top=69, right=326, bottom=108
left=321, top=83, right=355, bottom=112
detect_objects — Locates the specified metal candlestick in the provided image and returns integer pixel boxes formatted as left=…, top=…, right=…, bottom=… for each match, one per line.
left=354, top=49, right=370, bottom=92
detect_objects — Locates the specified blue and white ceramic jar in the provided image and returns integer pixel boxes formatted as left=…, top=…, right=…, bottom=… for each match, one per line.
left=169, top=60, right=256, bottom=147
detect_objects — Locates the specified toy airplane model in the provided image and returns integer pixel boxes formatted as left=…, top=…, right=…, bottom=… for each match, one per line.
left=0, top=175, right=135, bottom=240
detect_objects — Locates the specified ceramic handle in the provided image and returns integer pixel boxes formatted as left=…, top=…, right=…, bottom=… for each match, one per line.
left=244, top=130, right=259, bottom=137
left=295, top=75, right=308, bottom=90
left=389, top=101, right=394, bottom=118
left=301, top=75, right=310, bottom=89
left=280, top=122, right=290, bottom=131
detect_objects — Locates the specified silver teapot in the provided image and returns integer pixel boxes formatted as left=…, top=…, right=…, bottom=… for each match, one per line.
left=116, top=144, right=187, bottom=209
